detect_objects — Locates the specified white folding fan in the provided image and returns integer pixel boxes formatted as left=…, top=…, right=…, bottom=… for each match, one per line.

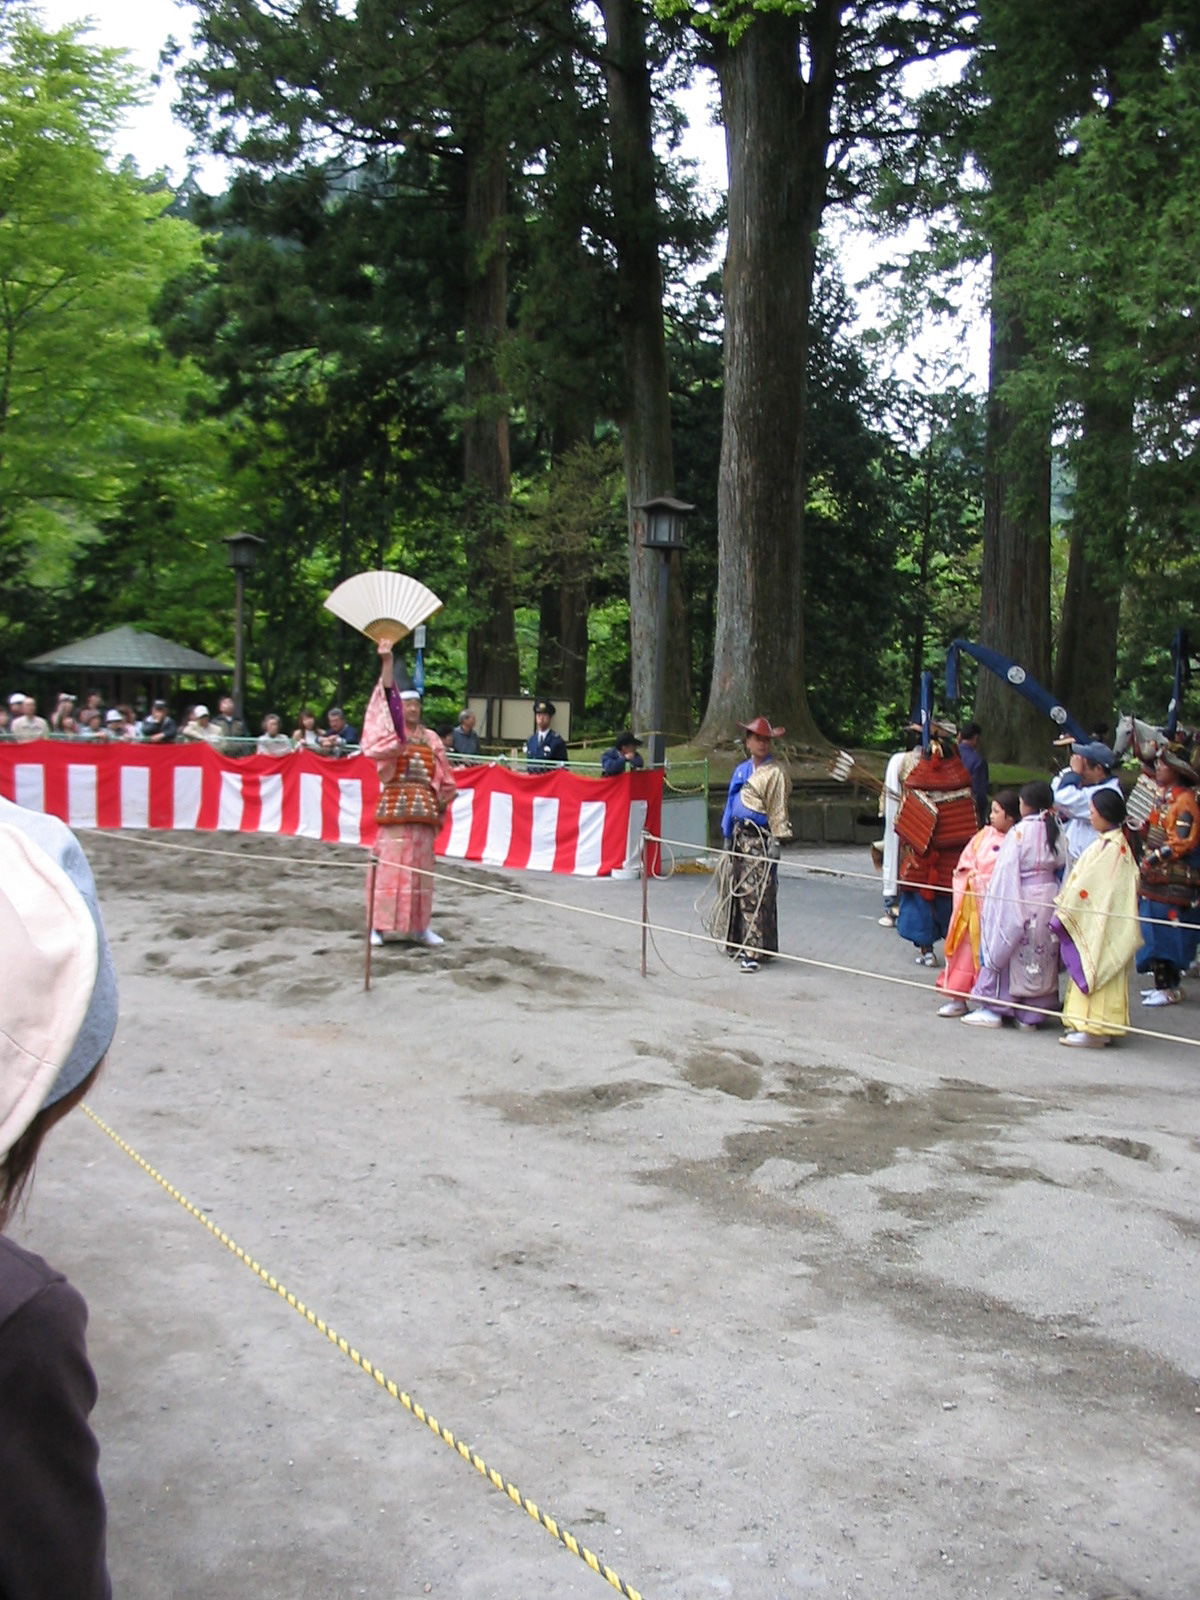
left=324, top=570, right=443, bottom=643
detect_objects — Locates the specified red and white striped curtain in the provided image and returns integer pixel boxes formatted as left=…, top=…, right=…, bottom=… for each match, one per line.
left=0, top=743, right=662, bottom=878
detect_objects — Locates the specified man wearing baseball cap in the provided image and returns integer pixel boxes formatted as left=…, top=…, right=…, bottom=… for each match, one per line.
left=1051, top=741, right=1123, bottom=866
left=0, top=796, right=117, bottom=1598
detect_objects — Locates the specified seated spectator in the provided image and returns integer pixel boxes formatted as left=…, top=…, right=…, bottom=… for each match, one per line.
left=56, top=712, right=83, bottom=739
left=104, top=709, right=131, bottom=741
left=257, top=713, right=293, bottom=755
left=212, top=695, right=246, bottom=748
left=601, top=731, right=645, bottom=776
left=319, top=706, right=358, bottom=755
left=76, top=711, right=106, bottom=740
left=0, top=707, right=10, bottom=740
left=292, top=708, right=320, bottom=749
left=50, top=693, right=76, bottom=732
left=11, top=697, right=50, bottom=741
left=140, top=700, right=176, bottom=743
left=180, top=705, right=223, bottom=744
left=448, top=709, right=481, bottom=759
left=79, top=689, right=104, bottom=725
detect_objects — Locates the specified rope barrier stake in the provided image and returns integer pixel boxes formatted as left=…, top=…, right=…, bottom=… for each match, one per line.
left=365, top=853, right=378, bottom=992
left=80, top=1106, right=647, bottom=1600
left=641, top=831, right=648, bottom=979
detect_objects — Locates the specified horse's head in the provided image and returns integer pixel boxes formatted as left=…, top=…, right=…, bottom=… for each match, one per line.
left=1115, top=711, right=1165, bottom=763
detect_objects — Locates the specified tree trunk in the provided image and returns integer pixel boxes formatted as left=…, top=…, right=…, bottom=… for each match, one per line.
left=537, top=400, right=594, bottom=718
left=1054, top=379, right=1132, bottom=737
left=700, top=5, right=840, bottom=747
left=462, top=132, right=520, bottom=695
left=975, top=251, right=1053, bottom=765
left=909, top=425, right=934, bottom=712
left=601, top=0, right=689, bottom=741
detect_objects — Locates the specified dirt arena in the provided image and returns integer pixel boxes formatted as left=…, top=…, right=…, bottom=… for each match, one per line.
left=14, top=830, right=1200, bottom=1599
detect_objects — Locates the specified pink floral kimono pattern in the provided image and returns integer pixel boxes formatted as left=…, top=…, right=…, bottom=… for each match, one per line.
left=361, top=683, right=456, bottom=936
left=935, top=824, right=1007, bottom=999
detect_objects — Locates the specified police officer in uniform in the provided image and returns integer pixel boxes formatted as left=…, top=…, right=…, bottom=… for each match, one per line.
left=525, top=699, right=568, bottom=769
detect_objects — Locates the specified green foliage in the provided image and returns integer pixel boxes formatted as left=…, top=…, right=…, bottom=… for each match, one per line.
left=0, top=10, right=223, bottom=688
left=667, top=254, right=986, bottom=743
left=0, top=13, right=202, bottom=549
left=513, top=437, right=627, bottom=604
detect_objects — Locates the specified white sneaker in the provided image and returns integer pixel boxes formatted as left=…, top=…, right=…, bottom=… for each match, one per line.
left=739, top=956, right=759, bottom=973
left=961, top=1008, right=1002, bottom=1028
left=369, top=929, right=383, bottom=947
left=1060, top=1030, right=1109, bottom=1048
left=937, top=1000, right=968, bottom=1017
left=415, top=928, right=444, bottom=947
left=1142, top=988, right=1181, bottom=1007
left=878, top=912, right=896, bottom=927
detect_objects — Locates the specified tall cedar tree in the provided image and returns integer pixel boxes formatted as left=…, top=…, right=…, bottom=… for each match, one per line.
left=176, top=0, right=586, bottom=694
left=658, top=0, right=973, bottom=746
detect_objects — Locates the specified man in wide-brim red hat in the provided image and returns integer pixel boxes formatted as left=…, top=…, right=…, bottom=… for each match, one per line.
left=720, top=716, right=792, bottom=972
left=737, top=715, right=785, bottom=740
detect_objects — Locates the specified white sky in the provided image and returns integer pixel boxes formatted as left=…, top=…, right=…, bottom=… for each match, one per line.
left=33, top=0, right=989, bottom=394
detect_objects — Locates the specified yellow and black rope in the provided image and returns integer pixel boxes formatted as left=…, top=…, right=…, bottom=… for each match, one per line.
left=82, top=1106, right=646, bottom=1600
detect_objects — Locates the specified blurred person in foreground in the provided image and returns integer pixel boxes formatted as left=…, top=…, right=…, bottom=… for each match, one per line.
left=362, top=642, right=456, bottom=947
left=0, top=795, right=118, bottom=1599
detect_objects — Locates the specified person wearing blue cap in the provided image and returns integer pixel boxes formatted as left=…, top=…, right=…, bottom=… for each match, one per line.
left=0, top=797, right=118, bottom=1599
left=1051, top=741, right=1123, bottom=866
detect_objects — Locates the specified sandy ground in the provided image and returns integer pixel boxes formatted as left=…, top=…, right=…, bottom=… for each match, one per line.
left=12, top=829, right=1200, bottom=1600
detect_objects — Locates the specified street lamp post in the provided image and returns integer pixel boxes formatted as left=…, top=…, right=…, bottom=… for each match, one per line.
left=223, top=533, right=265, bottom=725
left=634, top=496, right=694, bottom=769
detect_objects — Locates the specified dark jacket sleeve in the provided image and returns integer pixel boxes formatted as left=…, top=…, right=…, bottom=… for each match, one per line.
left=0, top=1280, right=111, bottom=1600
left=600, top=748, right=625, bottom=776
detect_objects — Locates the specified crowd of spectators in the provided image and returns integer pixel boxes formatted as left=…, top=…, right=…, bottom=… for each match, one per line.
left=0, top=689, right=362, bottom=756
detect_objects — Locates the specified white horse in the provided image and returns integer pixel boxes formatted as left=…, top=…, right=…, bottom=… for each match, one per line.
left=1114, top=711, right=1166, bottom=762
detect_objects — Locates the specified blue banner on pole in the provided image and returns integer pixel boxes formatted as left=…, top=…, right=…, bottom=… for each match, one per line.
left=1167, top=629, right=1191, bottom=737
left=945, top=640, right=1087, bottom=742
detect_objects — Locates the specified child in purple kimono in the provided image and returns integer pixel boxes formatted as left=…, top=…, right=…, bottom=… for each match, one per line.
left=962, top=781, right=1067, bottom=1029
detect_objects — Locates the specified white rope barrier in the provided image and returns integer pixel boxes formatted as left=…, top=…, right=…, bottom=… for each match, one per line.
left=643, top=830, right=1200, bottom=934
left=90, top=829, right=1200, bottom=1052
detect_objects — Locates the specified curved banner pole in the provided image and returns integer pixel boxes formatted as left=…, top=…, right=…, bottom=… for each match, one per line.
left=944, top=640, right=1088, bottom=742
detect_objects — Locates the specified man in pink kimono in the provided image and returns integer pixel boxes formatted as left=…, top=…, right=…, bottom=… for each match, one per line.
left=361, top=641, right=456, bottom=947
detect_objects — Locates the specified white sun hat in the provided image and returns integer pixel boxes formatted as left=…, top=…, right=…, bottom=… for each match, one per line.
left=0, top=799, right=118, bottom=1157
